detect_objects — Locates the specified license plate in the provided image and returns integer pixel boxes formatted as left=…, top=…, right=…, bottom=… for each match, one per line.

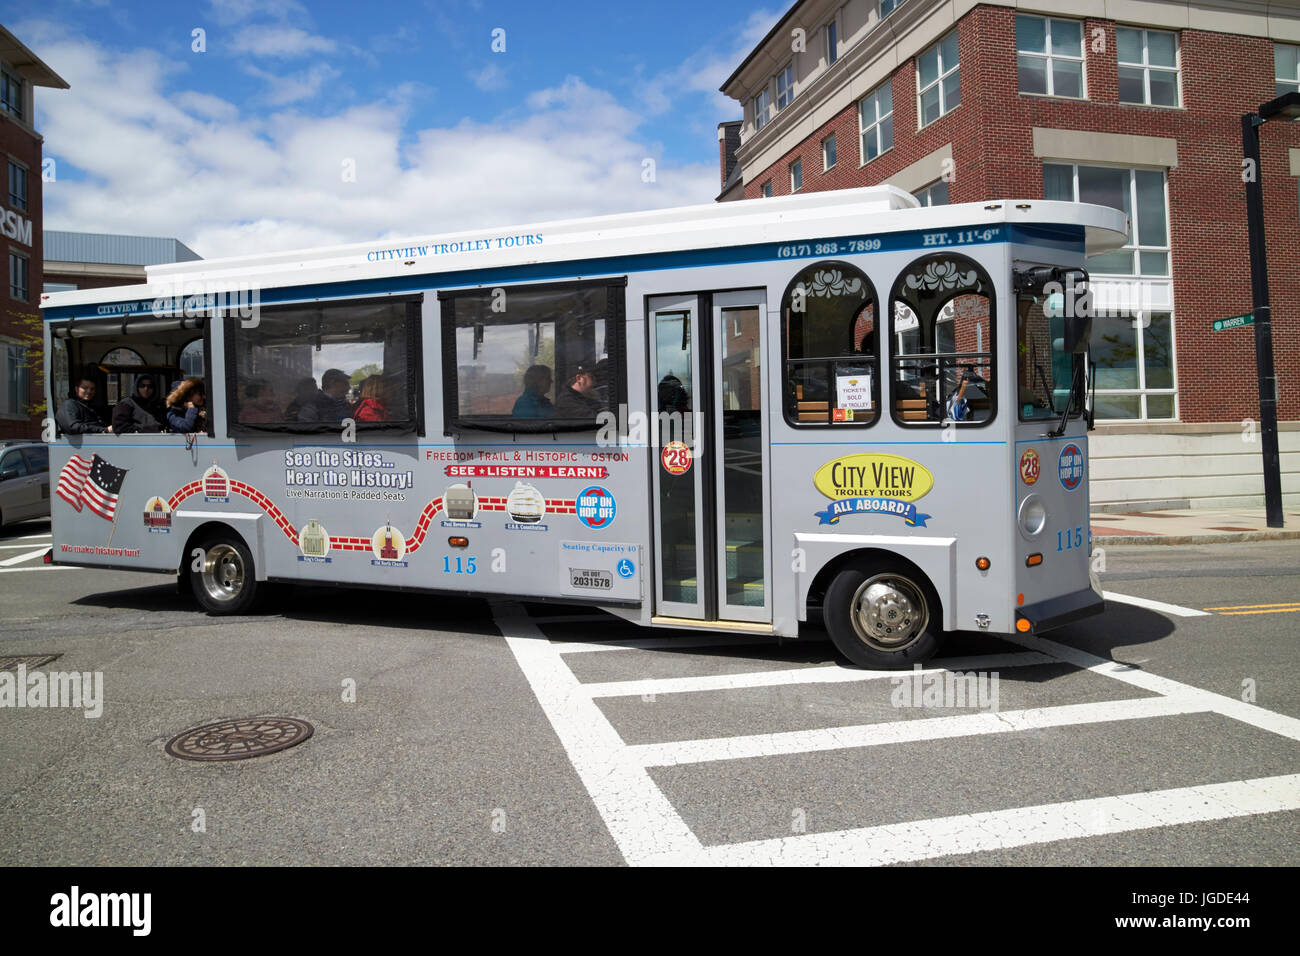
left=569, top=569, right=612, bottom=590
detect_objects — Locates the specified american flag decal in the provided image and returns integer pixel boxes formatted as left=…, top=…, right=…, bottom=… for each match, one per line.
left=56, top=454, right=129, bottom=521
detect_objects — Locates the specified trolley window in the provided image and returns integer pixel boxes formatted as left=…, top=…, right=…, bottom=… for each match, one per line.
left=888, top=254, right=995, bottom=426
left=439, top=278, right=626, bottom=434
left=781, top=260, right=880, bottom=427
left=225, top=295, right=423, bottom=434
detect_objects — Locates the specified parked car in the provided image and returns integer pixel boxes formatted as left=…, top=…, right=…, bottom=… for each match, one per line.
left=0, top=441, right=50, bottom=527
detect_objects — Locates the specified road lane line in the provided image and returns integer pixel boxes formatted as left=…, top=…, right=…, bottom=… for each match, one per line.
left=580, top=652, right=1057, bottom=699
left=493, top=603, right=704, bottom=866
left=1204, top=602, right=1300, bottom=611
left=1103, top=591, right=1211, bottom=617
left=1007, top=632, right=1300, bottom=742
left=1217, top=608, right=1300, bottom=616
left=555, top=634, right=782, bottom=654
left=0, top=548, right=52, bottom=567
left=629, top=696, right=1210, bottom=767
left=693, top=774, right=1300, bottom=866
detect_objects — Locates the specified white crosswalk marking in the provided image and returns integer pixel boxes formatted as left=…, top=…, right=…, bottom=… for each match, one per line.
left=500, top=606, right=1300, bottom=866
left=0, top=548, right=51, bottom=567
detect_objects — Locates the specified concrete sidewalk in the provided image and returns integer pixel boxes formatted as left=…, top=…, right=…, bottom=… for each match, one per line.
left=1090, top=509, right=1300, bottom=545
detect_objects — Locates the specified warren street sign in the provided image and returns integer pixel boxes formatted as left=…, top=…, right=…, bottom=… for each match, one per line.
left=1213, top=313, right=1254, bottom=331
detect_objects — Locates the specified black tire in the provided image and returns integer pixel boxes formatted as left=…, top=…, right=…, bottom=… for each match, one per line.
left=822, top=560, right=942, bottom=669
left=189, top=531, right=261, bottom=615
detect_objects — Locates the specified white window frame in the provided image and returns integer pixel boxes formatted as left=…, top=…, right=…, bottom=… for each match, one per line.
left=2, top=342, right=28, bottom=417
left=1016, top=15, right=1086, bottom=99
left=790, top=157, right=803, bottom=193
left=917, top=31, right=960, bottom=127
left=822, top=132, right=837, bottom=171
left=1117, top=27, right=1180, bottom=107
left=1046, top=162, right=1171, bottom=277
left=1276, top=42, right=1300, bottom=97
left=761, top=180, right=773, bottom=198
left=775, top=62, right=794, bottom=112
left=858, top=82, right=894, bottom=165
left=913, top=180, right=949, bottom=206
left=0, top=64, right=24, bottom=122
left=825, top=18, right=838, bottom=66
left=753, top=87, right=771, bottom=132
left=879, top=0, right=904, bottom=18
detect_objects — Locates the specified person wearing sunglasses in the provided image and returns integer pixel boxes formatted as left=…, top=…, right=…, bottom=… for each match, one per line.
left=111, top=373, right=166, bottom=434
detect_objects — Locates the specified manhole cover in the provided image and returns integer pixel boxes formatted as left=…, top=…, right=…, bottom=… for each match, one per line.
left=0, top=654, right=62, bottom=671
left=166, top=717, right=314, bottom=761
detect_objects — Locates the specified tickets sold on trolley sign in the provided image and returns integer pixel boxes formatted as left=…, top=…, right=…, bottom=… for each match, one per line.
left=39, top=185, right=1122, bottom=668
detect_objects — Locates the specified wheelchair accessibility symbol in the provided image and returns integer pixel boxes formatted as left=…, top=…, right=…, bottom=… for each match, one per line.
left=617, top=559, right=635, bottom=579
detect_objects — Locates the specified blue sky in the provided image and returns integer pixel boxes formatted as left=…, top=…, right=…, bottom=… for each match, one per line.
left=4, top=0, right=779, bottom=258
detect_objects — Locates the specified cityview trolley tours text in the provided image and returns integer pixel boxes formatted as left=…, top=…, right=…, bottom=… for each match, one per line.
left=39, top=186, right=1126, bottom=667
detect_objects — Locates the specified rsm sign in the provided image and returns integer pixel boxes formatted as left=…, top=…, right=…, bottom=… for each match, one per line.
left=2, top=207, right=33, bottom=247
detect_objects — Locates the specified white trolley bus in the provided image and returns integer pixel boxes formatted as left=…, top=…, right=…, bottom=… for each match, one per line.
left=39, top=187, right=1127, bottom=667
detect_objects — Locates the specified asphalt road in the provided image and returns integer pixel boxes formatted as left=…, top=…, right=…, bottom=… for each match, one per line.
left=1, top=517, right=1297, bottom=866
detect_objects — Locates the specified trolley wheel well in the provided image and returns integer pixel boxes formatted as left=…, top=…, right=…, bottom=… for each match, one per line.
left=178, top=522, right=255, bottom=584
left=805, top=547, right=943, bottom=624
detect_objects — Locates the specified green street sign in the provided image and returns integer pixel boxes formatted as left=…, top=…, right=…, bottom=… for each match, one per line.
left=1212, top=313, right=1254, bottom=331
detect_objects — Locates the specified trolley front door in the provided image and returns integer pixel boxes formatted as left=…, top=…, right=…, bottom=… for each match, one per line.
left=647, top=291, right=771, bottom=624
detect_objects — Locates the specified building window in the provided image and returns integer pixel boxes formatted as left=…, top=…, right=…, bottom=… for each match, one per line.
left=1017, top=15, right=1084, bottom=98
left=790, top=158, right=803, bottom=193
left=823, top=133, right=837, bottom=170
left=879, top=0, right=904, bottom=17
left=3, top=344, right=28, bottom=416
left=7, top=160, right=27, bottom=212
left=775, top=63, right=794, bottom=112
left=1277, top=43, right=1300, bottom=97
left=1, top=68, right=23, bottom=121
left=781, top=260, right=880, bottom=427
left=9, top=251, right=29, bottom=301
left=859, top=82, right=894, bottom=163
left=1044, top=163, right=1170, bottom=276
left=918, top=30, right=960, bottom=126
left=754, top=88, right=771, bottom=131
left=1087, top=312, right=1177, bottom=421
left=761, top=180, right=773, bottom=198
left=826, top=19, right=838, bottom=65
left=913, top=180, right=950, bottom=206
left=1117, top=27, right=1179, bottom=106
left=440, top=280, right=625, bottom=434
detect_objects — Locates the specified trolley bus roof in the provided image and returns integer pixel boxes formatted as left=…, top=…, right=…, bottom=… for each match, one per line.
left=40, top=186, right=1129, bottom=318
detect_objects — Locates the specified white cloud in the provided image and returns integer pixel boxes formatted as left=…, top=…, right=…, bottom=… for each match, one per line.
left=469, top=62, right=507, bottom=92
left=233, top=25, right=337, bottom=57
left=241, top=62, right=338, bottom=105
left=33, top=33, right=717, bottom=259
left=206, top=0, right=310, bottom=25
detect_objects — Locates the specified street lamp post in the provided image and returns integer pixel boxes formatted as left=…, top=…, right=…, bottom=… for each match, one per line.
left=1241, top=90, right=1300, bottom=529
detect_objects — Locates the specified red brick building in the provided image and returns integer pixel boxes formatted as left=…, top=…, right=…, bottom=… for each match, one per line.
left=719, top=0, right=1300, bottom=509
left=1, top=25, right=66, bottom=440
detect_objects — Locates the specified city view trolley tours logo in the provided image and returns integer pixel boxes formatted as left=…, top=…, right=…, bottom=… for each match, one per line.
left=813, top=453, right=935, bottom=527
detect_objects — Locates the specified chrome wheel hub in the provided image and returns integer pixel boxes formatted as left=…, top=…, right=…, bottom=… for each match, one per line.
left=200, top=544, right=245, bottom=604
left=851, top=574, right=928, bottom=650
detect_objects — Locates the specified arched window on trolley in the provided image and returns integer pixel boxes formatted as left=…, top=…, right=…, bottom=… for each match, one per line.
left=780, top=260, right=880, bottom=427
left=888, top=253, right=996, bottom=427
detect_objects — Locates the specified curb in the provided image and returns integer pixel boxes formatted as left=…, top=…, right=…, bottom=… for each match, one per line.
left=1091, top=529, right=1300, bottom=546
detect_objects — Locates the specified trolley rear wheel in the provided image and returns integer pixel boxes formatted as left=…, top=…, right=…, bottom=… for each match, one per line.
left=823, top=560, right=942, bottom=668
left=189, top=532, right=262, bottom=615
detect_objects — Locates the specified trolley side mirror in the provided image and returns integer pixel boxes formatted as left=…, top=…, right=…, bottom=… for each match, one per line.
left=1064, top=314, right=1092, bottom=354
left=0, top=470, right=18, bottom=482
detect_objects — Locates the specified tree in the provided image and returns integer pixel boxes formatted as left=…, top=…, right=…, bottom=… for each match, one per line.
left=4, top=303, right=45, bottom=421
left=349, top=363, right=382, bottom=387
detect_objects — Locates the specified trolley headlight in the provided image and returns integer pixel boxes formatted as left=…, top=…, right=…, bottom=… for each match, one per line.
left=1018, top=494, right=1047, bottom=537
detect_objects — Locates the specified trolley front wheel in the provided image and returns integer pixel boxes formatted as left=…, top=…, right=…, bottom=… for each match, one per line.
left=190, top=532, right=262, bottom=615
left=823, top=561, right=942, bottom=669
